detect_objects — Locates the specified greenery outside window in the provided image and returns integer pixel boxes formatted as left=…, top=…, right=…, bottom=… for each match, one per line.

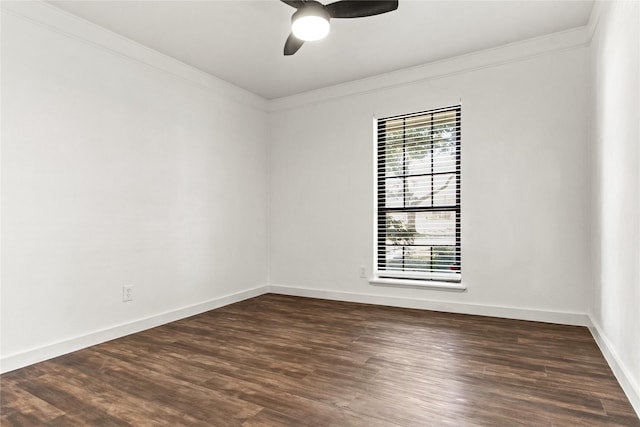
left=376, top=105, right=461, bottom=282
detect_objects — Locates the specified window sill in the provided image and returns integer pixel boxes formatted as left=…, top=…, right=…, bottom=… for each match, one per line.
left=369, top=277, right=467, bottom=292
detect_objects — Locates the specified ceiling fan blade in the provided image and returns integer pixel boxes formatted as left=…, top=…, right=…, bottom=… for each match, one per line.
left=326, top=0, right=398, bottom=18
left=280, top=0, right=306, bottom=8
left=284, top=33, right=304, bottom=55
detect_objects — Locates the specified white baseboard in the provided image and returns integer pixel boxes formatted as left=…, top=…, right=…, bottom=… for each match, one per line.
left=5, top=284, right=637, bottom=418
left=589, top=319, right=640, bottom=418
left=1, top=284, right=588, bottom=374
left=4, top=284, right=637, bottom=418
left=267, top=285, right=640, bottom=416
left=267, top=284, right=591, bottom=326
left=0, top=285, right=269, bottom=374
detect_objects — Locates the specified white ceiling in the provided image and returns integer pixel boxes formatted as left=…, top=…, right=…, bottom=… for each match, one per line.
left=48, top=0, right=594, bottom=99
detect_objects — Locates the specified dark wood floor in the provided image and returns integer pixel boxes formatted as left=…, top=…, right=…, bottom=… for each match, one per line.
left=1, top=294, right=638, bottom=426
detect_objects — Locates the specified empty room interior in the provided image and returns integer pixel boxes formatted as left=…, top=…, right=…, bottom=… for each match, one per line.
left=1, top=0, right=639, bottom=425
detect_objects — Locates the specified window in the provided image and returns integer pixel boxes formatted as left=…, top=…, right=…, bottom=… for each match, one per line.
left=375, top=105, right=461, bottom=283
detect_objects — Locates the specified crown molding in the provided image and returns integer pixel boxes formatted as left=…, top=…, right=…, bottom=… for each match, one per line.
left=2, top=1, right=592, bottom=115
left=1, top=1, right=269, bottom=111
left=587, top=1, right=605, bottom=43
left=267, top=26, right=590, bottom=112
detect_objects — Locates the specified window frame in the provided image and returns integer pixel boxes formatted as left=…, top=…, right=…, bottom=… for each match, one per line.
left=373, top=105, right=462, bottom=286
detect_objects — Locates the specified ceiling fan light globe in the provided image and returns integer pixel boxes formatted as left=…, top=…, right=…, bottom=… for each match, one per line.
left=292, top=15, right=330, bottom=41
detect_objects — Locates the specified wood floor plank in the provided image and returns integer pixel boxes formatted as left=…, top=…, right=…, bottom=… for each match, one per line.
left=1, top=294, right=638, bottom=426
left=0, top=378, right=65, bottom=424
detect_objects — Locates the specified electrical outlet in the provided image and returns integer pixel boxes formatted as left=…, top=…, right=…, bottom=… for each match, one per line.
left=359, top=265, right=367, bottom=278
left=122, top=285, right=133, bottom=302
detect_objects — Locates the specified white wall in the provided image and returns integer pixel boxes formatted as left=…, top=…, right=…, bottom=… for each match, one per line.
left=269, top=42, right=592, bottom=322
left=1, top=4, right=268, bottom=370
left=1, top=1, right=637, bottom=413
left=590, top=0, right=640, bottom=412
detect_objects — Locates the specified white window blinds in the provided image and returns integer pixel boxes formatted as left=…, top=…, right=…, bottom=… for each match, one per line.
left=376, top=105, right=461, bottom=282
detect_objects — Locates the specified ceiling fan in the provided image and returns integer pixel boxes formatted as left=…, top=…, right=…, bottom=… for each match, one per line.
left=281, top=0, right=399, bottom=55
